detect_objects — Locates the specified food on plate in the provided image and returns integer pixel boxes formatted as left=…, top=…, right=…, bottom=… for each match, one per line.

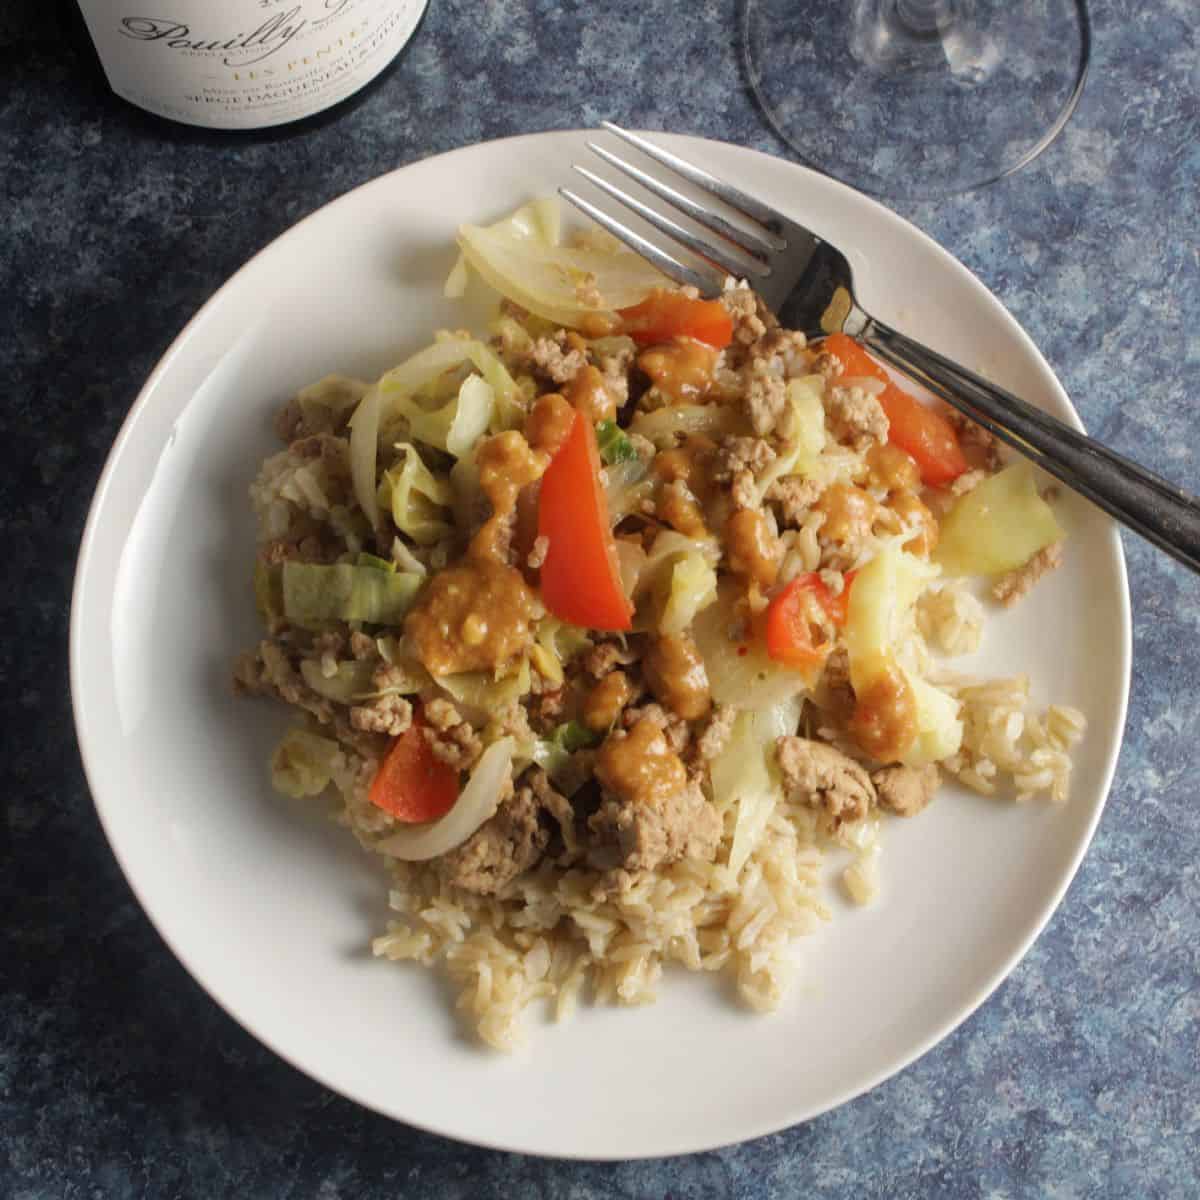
left=234, top=201, right=1086, bottom=1049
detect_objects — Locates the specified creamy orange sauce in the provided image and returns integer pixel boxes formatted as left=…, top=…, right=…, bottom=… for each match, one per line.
left=566, top=363, right=617, bottom=424
left=581, top=669, right=635, bottom=732
left=724, top=508, right=780, bottom=590
left=579, top=311, right=620, bottom=338
left=657, top=480, right=708, bottom=537
left=406, top=431, right=547, bottom=676
left=596, top=716, right=688, bottom=807
left=644, top=633, right=712, bottom=720
left=654, top=434, right=717, bottom=499
left=638, top=337, right=719, bottom=402
left=849, top=661, right=918, bottom=762
left=525, top=392, right=575, bottom=455
left=404, top=557, right=541, bottom=676
left=815, top=482, right=879, bottom=545
left=865, top=442, right=920, bottom=494
left=470, top=431, right=547, bottom=563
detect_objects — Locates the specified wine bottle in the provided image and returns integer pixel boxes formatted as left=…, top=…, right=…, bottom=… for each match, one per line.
left=72, top=0, right=430, bottom=132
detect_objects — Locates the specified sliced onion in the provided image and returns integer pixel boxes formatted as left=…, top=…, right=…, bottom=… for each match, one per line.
left=374, top=737, right=515, bottom=862
left=456, top=224, right=666, bottom=327
left=348, top=386, right=382, bottom=529
left=628, top=403, right=744, bottom=449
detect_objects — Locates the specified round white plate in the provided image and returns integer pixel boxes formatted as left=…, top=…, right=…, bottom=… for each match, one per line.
left=71, top=131, right=1130, bottom=1159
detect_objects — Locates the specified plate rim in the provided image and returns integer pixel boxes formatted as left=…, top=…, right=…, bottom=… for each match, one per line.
left=69, top=128, right=1132, bottom=1160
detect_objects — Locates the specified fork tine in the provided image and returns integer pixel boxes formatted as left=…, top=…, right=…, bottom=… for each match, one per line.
left=600, top=122, right=788, bottom=244
left=586, top=141, right=781, bottom=261
left=572, top=165, right=770, bottom=281
left=558, top=187, right=726, bottom=297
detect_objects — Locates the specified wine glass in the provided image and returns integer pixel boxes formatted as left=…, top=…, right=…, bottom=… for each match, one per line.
left=742, top=0, right=1091, bottom=200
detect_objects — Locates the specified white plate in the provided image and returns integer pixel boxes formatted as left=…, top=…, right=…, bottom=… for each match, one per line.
left=70, top=131, right=1130, bottom=1159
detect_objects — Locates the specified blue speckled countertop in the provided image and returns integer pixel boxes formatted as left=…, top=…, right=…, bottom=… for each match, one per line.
left=3, top=0, right=1197, bottom=1194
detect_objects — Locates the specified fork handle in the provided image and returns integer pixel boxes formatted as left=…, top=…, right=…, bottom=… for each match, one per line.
left=861, top=320, right=1200, bottom=575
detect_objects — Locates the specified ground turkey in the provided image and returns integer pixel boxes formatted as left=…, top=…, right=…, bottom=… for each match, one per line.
left=872, top=763, right=939, bottom=817
left=776, top=735, right=876, bottom=826
left=436, top=785, right=549, bottom=896
left=585, top=718, right=722, bottom=873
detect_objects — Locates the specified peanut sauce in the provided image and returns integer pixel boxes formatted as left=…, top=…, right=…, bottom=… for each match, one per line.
left=849, top=661, right=918, bottom=762
left=565, top=363, right=618, bottom=424
left=657, top=479, right=708, bottom=537
left=404, top=557, right=543, bottom=676
left=582, top=669, right=636, bottom=732
left=654, top=434, right=717, bottom=499
left=405, top=431, right=547, bottom=676
left=815, top=482, right=880, bottom=546
left=596, top=716, right=689, bottom=807
left=637, top=337, right=719, bottom=402
left=865, top=442, right=920, bottom=494
left=643, top=633, right=712, bottom=720
left=724, top=508, right=780, bottom=590
left=525, top=392, right=575, bottom=455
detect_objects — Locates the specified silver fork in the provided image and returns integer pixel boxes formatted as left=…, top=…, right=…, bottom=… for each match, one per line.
left=562, top=123, right=1200, bottom=575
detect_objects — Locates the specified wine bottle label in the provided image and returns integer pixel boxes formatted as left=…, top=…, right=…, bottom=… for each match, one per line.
left=76, top=0, right=429, bottom=130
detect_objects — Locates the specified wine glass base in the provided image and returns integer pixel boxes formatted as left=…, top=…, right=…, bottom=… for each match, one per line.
left=743, top=0, right=1091, bottom=200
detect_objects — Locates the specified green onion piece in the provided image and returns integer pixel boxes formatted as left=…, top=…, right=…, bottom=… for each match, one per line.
left=550, top=720, right=602, bottom=753
left=595, top=420, right=638, bottom=465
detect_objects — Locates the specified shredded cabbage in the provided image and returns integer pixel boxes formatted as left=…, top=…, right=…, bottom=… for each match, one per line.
left=357, top=551, right=394, bottom=573
left=935, top=462, right=1063, bottom=576
left=442, top=254, right=470, bottom=300
left=901, top=668, right=963, bottom=766
left=375, top=638, right=433, bottom=686
left=270, top=728, right=342, bottom=798
left=389, top=537, right=427, bottom=576
left=298, top=658, right=425, bottom=704
left=842, top=542, right=936, bottom=673
left=437, top=658, right=532, bottom=714
left=280, top=561, right=422, bottom=626
left=628, top=403, right=743, bottom=449
left=692, top=582, right=811, bottom=710
left=456, top=221, right=666, bottom=328
left=380, top=335, right=522, bottom=434
left=658, top=551, right=719, bottom=636
left=709, top=697, right=804, bottom=885
left=448, top=447, right=488, bottom=536
left=299, top=659, right=377, bottom=703
left=615, top=538, right=648, bottom=599
left=531, top=617, right=592, bottom=687
left=635, top=530, right=721, bottom=598
left=389, top=372, right=495, bottom=459
left=843, top=542, right=962, bottom=766
left=603, top=456, right=654, bottom=526
left=254, top=560, right=284, bottom=625
left=753, top=376, right=827, bottom=505
left=348, top=386, right=383, bottom=528
left=293, top=375, right=370, bottom=431
left=382, top=443, right=454, bottom=545
left=445, top=198, right=562, bottom=299
left=530, top=720, right=599, bottom=786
